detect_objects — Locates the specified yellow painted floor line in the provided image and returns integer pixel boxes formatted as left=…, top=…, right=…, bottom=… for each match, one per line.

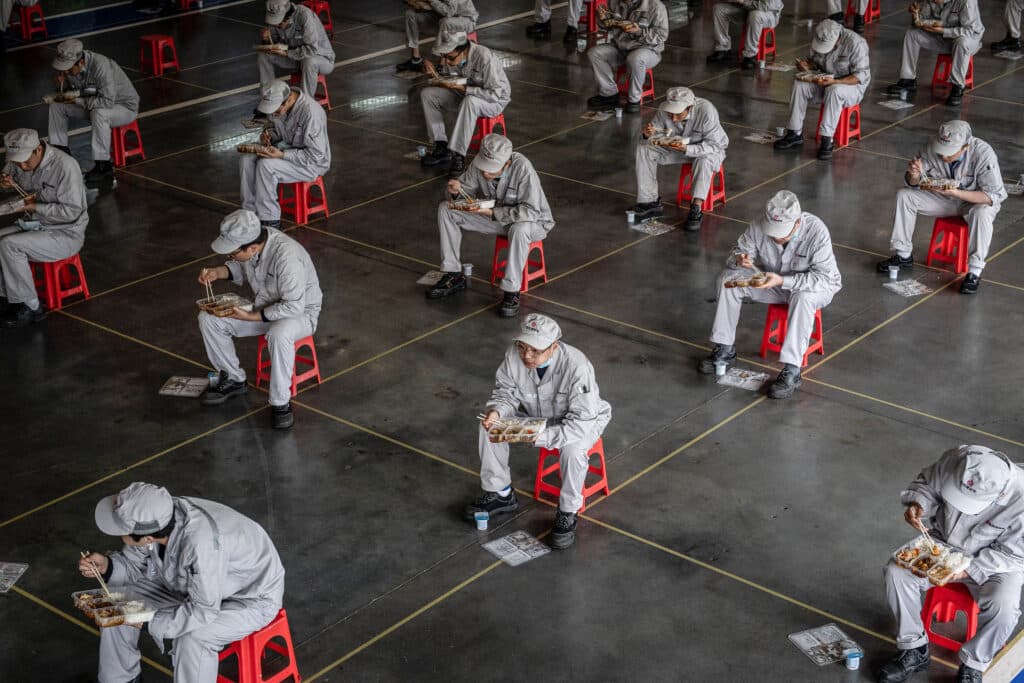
left=62, top=254, right=216, bottom=307
left=299, top=224, right=438, bottom=269
left=58, top=310, right=211, bottom=371
left=519, top=118, right=603, bottom=150
left=328, top=117, right=426, bottom=146
left=542, top=233, right=656, bottom=285
left=536, top=170, right=634, bottom=197
left=968, top=94, right=1024, bottom=107
left=118, top=169, right=241, bottom=208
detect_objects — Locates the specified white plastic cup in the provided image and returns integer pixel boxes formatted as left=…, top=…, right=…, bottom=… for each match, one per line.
left=775, top=126, right=786, bottom=137
left=462, top=263, right=473, bottom=277
left=207, top=371, right=220, bottom=387
left=714, top=361, right=727, bottom=377
left=416, top=145, right=427, bottom=158
left=845, top=653, right=862, bottom=670
left=614, top=107, right=623, bottom=118
left=474, top=511, right=489, bottom=530
left=757, top=59, right=766, bottom=69
left=898, top=90, right=909, bottom=101
left=577, top=38, right=587, bottom=53
left=625, top=210, right=636, bottom=223
left=888, top=265, right=899, bottom=280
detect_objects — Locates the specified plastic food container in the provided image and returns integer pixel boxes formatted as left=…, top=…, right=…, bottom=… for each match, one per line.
left=794, top=71, right=834, bottom=82
left=430, top=76, right=468, bottom=86
left=236, top=144, right=276, bottom=155
left=448, top=198, right=496, bottom=211
left=650, top=135, right=690, bottom=148
left=42, top=90, right=81, bottom=104
left=919, top=177, right=959, bottom=191
left=72, top=590, right=155, bottom=627
left=893, top=537, right=971, bottom=585
left=723, top=273, right=767, bottom=289
left=196, top=293, right=254, bottom=317
left=486, top=417, right=547, bottom=444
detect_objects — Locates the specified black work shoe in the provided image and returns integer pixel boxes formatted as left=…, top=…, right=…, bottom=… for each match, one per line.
left=562, top=26, right=578, bottom=46
left=956, top=664, right=983, bottom=683
left=420, top=141, right=452, bottom=167
left=85, top=161, right=115, bottom=190
left=498, top=291, right=520, bottom=317
left=271, top=403, right=294, bottom=430
left=828, top=11, right=844, bottom=21
left=767, top=364, right=802, bottom=399
left=740, top=56, right=756, bottom=70
left=260, top=219, right=281, bottom=229
left=773, top=130, right=804, bottom=150
left=624, top=99, right=641, bottom=113
left=633, top=199, right=663, bottom=222
left=587, top=93, right=620, bottom=110
left=946, top=84, right=964, bottom=106
left=395, top=57, right=424, bottom=72
left=551, top=509, right=577, bottom=549
left=817, top=136, right=834, bottom=161
left=877, top=253, right=913, bottom=273
left=698, top=343, right=736, bottom=374
left=199, top=373, right=248, bottom=406
left=1, top=302, right=46, bottom=328
left=886, top=79, right=917, bottom=95
left=465, top=490, right=519, bottom=520
left=853, top=15, right=865, bottom=33
left=959, top=272, right=981, bottom=295
left=877, top=645, right=930, bottom=683
left=447, top=153, right=466, bottom=178
left=684, top=202, right=703, bottom=232
left=991, top=35, right=1022, bottom=53
left=706, top=50, right=731, bottom=64
left=426, top=272, right=467, bottom=299
left=526, top=20, right=551, bottom=38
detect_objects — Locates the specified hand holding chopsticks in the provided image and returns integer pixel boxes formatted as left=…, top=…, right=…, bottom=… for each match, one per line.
left=79, top=551, right=112, bottom=599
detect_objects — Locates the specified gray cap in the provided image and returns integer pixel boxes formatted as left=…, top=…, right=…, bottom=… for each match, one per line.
left=660, top=86, right=696, bottom=115
left=513, top=313, right=562, bottom=351
left=53, top=38, right=85, bottom=71
left=472, top=134, right=512, bottom=174
left=95, top=482, right=175, bottom=536
left=4, top=128, right=40, bottom=163
left=932, top=120, right=971, bottom=157
left=256, top=80, right=292, bottom=114
left=432, top=30, right=468, bottom=55
left=756, top=190, right=802, bottom=238
left=265, top=0, right=291, bottom=25
left=940, top=445, right=1014, bottom=515
left=811, top=19, right=842, bottom=54
left=212, top=209, right=262, bottom=254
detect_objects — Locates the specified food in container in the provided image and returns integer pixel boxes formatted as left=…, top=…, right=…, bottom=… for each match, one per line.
left=486, top=417, right=547, bottom=443
left=429, top=76, right=468, bottom=86
left=42, top=90, right=81, bottom=104
left=448, top=198, right=497, bottom=211
left=919, top=177, right=959, bottom=191
left=196, top=293, right=255, bottom=317
left=794, top=71, right=835, bottom=82
left=253, top=43, right=289, bottom=53
left=723, top=273, right=768, bottom=289
left=236, top=144, right=277, bottom=155
left=650, top=135, right=690, bottom=148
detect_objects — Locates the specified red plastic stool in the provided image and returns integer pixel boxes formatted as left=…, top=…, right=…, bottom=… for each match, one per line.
left=15, top=4, right=47, bottom=40
left=534, top=437, right=610, bottom=512
left=932, top=54, right=974, bottom=90
left=925, top=216, right=969, bottom=274
left=301, top=0, right=334, bottom=36
left=468, top=112, right=507, bottom=154
left=676, top=163, right=726, bottom=211
left=288, top=72, right=331, bottom=110
left=615, top=65, right=655, bottom=104
left=30, top=254, right=90, bottom=310
left=217, top=609, right=301, bottom=683
left=177, top=0, right=201, bottom=9
left=738, top=25, right=776, bottom=61
left=466, top=31, right=478, bottom=43
left=846, top=0, right=881, bottom=23
left=490, top=236, right=547, bottom=292
left=760, top=303, right=824, bottom=367
left=277, top=177, right=329, bottom=225
left=139, top=35, right=180, bottom=76
left=255, top=335, right=321, bottom=397
left=922, top=583, right=979, bottom=653
left=815, top=103, right=862, bottom=147
left=111, top=121, right=146, bottom=167
left=578, top=0, right=609, bottom=34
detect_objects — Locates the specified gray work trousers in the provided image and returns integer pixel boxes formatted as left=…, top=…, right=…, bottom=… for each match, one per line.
left=0, top=225, right=82, bottom=308
left=899, top=28, right=981, bottom=86
left=97, top=580, right=279, bottom=683
left=48, top=101, right=137, bottom=162
left=827, top=0, right=867, bottom=15
left=588, top=44, right=661, bottom=103
left=478, top=419, right=602, bottom=513
left=0, top=0, right=37, bottom=31
left=239, top=155, right=319, bottom=222
left=404, top=9, right=476, bottom=48
left=712, top=4, right=777, bottom=56
left=421, top=86, right=505, bottom=156
left=889, top=188, right=997, bottom=275
left=883, top=561, right=1024, bottom=671
left=787, top=81, right=864, bottom=137
left=710, top=273, right=833, bottom=367
left=198, top=311, right=313, bottom=406
left=534, top=0, right=585, bottom=26
left=437, top=204, right=547, bottom=292
left=1006, top=0, right=1023, bottom=38
left=634, top=143, right=724, bottom=204
left=257, top=53, right=334, bottom=99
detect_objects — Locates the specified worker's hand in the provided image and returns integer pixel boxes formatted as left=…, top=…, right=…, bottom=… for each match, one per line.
left=78, top=552, right=109, bottom=578
left=752, top=272, right=783, bottom=288
left=198, top=267, right=223, bottom=285
left=668, top=140, right=687, bottom=152
left=446, top=82, right=467, bottom=93
left=423, top=60, right=439, bottom=78
left=466, top=205, right=493, bottom=217
left=480, top=410, right=499, bottom=431
left=623, top=22, right=641, bottom=34
left=931, top=187, right=962, bottom=200
left=446, top=179, right=462, bottom=197
left=642, top=122, right=656, bottom=139
left=0, top=174, right=13, bottom=189
left=259, top=129, right=273, bottom=146
left=260, top=27, right=271, bottom=42
left=907, top=157, right=923, bottom=178
left=816, top=75, right=835, bottom=86
left=795, top=58, right=811, bottom=72
left=256, top=146, right=284, bottom=159
left=22, top=198, right=36, bottom=213
left=909, top=2, right=919, bottom=14
left=904, top=502, right=926, bottom=531
left=54, top=72, right=66, bottom=89
left=923, top=23, right=944, bottom=34
left=735, top=252, right=755, bottom=270
left=227, top=307, right=261, bottom=322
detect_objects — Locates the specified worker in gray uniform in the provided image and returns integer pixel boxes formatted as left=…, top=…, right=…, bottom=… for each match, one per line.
left=258, top=0, right=335, bottom=100
left=990, top=0, right=1023, bottom=52
left=466, top=314, right=612, bottom=549
left=426, top=134, right=554, bottom=318
left=774, top=19, right=870, bottom=162
left=699, top=190, right=841, bottom=399
left=396, top=0, right=478, bottom=72
left=525, top=0, right=584, bottom=45
left=877, top=120, right=1005, bottom=296
left=419, top=30, right=511, bottom=178
left=0, top=128, right=87, bottom=328
left=632, top=86, right=729, bottom=231
left=826, top=0, right=869, bottom=33
left=239, top=81, right=331, bottom=230
left=877, top=445, right=1024, bottom=683
left=47, top=38, right=140, bottom=191
left=587, top=0, right=669, bottom=112
left=79, top=482, right=285, bottom=683
left=706, top=0, right=783, bottom=69
left=196, top=210, right=322, bottom=430
left=885, top=0, right=984, bottom=106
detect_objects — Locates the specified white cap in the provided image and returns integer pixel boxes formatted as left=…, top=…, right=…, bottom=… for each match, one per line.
left=755, top=190, right=802, bottom=238
left=472, top=134, right=512, bottom=174
left=940, top=445, right=1014, bottom=515
left=94, top=482, right=175, bottom=536
left=433, top=30, right=468, bottom=55
left=932, top=120, right=971, bottom=157
left=4, top=128, right=40, bottom=163
left=811, top=19, right=842, bottom=54
left=513, top=313, right=562, bottom=351
left=53, top=38, right=85, bottom=71
left=660, top=87, right=695, bottom=114
left=265, top=0, right=291, bottom=25
left=212, top=209, right=262, bottom=253
left=256, top=80, right=292, bottom=114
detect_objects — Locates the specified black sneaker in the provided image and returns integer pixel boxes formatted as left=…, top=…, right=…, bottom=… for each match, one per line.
left=199, top=373, right=248, bottom=406
left=767, top=364, right=802, bottom=399
left=498, top=291, right=520, bottom=317
left=587, top=93, right=619, bottom=110
left=853, top=15, right=865, bottom=33
left=448, top=153, right=465, bottom=178
left=85, top=161, right=115, bottom=190
left=1, top=302, right=46, bottom=328
left=946, top=84, right=964, bottom=106
left=271, top=403, right=294, bottom=430
left=991, top=35, right=1022, bottom=53
left=698, top=343, right=736, bottom=374
left=817, top=136, right=834, bottom=161
left=421, top=141, right=452, bottom=167
left=426, top=272, right=467, bottom=299
left=624, top=99, right=641, bottom=113
left=877, top=645, right=930, bottom=683
left=886, top=79, right=917, bottom=95
left=773, top=131, right=804, bottom=150
left=550, top=509, right=577, bottom=549
left=562, top=26, right=578, bottom=46
left=956, top=664, right=983, bottom=683
left=705, top=50, right=731, bottom=64
left=526, top=20, right=551, bottom=38
left=876, top=253, right=913, bottom=273
left=740, top=56, right=756, bottom=70
left=633, top=199, right=663, bottom=222
left=684, top=202, right=703, bottom=232
left=828, top=11, right=844, bottom=21
left=959, top=272, right=980, bottom=295
left=464, top=490, right=519, bottom=520
left=395, top=57, right=424, bottom=72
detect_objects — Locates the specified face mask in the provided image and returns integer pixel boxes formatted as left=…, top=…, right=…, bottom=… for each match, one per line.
left=536, top=358, right=553, bottom=369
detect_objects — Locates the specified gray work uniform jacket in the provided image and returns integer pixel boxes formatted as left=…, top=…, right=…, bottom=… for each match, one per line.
left=458, top=151, right=555, bottom=232
left=607, top=0, right=670, bottom=53
left=486, top=342, right=612, bottom=451
left=429, top=0, right=479, bottom=22
left=808, top=28, right=871, bottom=89
left=270, top=3, right=335, bottom=62
left=107, top=497, right=286, bottom=641
left=743, top=0, right=783, bottom=15
left=648, top=98, right=729, bottom=158
left=730, top=212, right=842, bottom=295
left=65, top=51, right=139, bottom=114
left=438, top=42, right=511, bottom=108
left=910, top=137, right=1006, bottom=208
left=267, top=89, right=332, bottom=175
left=225, top=227, right=323, bottom=330
left=918, top=0, right=984, bottom=40
left=4, top=144, right=88, bottom=239
left=902, top=447, right=1024, bottom=585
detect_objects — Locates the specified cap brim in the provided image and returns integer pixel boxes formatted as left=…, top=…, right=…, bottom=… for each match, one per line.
left=6, top=149, right=33, bottom=163
left=211, top=236, right=242, bottom=254
left=756, top=215, right=795, bottom=239
left=265, top=11, right=286, bottom=24
left=660, top=101, right=687, bottom=114
left=932, top=138, right=962, bottom=156
left=513, top=331, right=555, bottom=350
left=432, top=43, right=457, bottom=56
left=940, top=478, right=995, bottom=515
left=256, top=97, right=284, bottom=114
left=95, top=495, right=132, bottom=536
left=472, top=155, right=507, bottom=175
left=811, top=37, right=838, bottom=54
left=52, top=57, right=77, bottom=71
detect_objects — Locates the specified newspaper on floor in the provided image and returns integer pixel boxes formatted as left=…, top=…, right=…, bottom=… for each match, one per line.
left=416, top=270, right=445, bottom=286
left=0, top=563, right=29, bottom=593
left=883, top=279, right=933, bottom=297
left=581, top=110, right=614, bottom=121
left=744, top=131, right=780, bottom=145
left=765, top=63, right=795, bottom=72
left=1005, top=174, right=1024, bottom=196
left=403, top=151, right=423, bottom=161
left=718, top=367, right=771, bottom=391
left=878, top=99, right=915, bottom=110
left=631, top=219, right=675, bottom=235
left=482, top=530, right=551, bottom=567
left=789, top=623, right=861, bottom=666
left=994, top=51, right=1023, bottom=60
left=159, top=376, right=211, bottom=397
left=393, top=70, right=423, bottom=80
